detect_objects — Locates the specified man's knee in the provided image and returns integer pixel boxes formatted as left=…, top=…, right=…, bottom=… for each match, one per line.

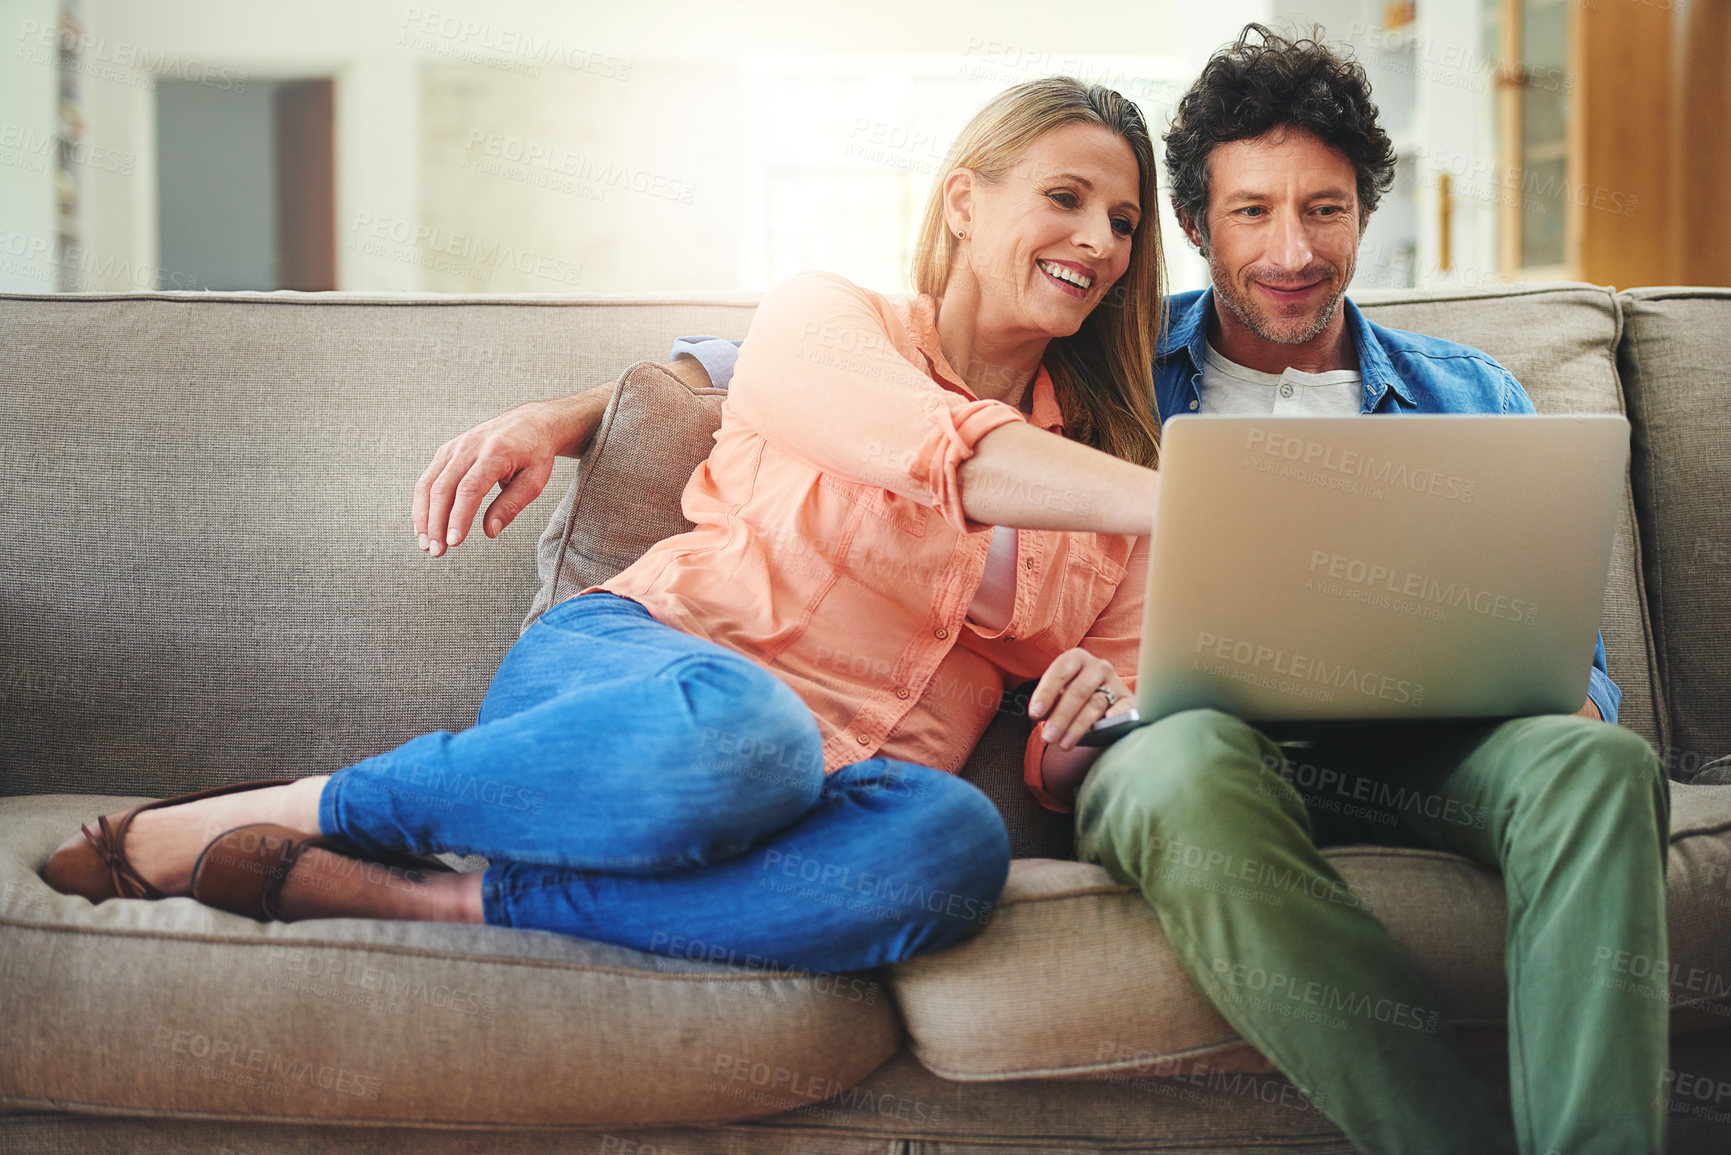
left=1504, top=716, right=1668, bottom=843
left=1078, top=710, right=1293, bottom=875
left=1084, top=708, right=1278, bottom=821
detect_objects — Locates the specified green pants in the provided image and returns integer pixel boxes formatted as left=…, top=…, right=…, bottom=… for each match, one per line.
left=1076, top=709, right=1670, bottom=1155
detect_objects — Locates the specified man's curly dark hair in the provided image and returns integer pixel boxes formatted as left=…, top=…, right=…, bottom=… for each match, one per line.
left=1164, top=24, right=1397, bottom=252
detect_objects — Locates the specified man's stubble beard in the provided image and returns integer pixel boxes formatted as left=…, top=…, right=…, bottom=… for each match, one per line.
left=1207, top=247, right=1354, bottom=347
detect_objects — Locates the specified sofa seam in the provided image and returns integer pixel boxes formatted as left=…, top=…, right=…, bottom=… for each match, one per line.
left=1353, top=282, right=1616, bottom=308
left=903, top=1022, right=1513, bottom=1084
left=0, top=1096, right=850, bottom=1133
left=0, top=291, right=764, bottom=309
left=0, top=915, right=875, bottom=984
left=1617, top=297, right=1680, bottom=763
left=1604, top=289, right=1672, bottom=752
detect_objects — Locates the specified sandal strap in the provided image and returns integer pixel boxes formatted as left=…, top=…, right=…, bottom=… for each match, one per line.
left=191, top=824, right=353, bottom=922
left=78, top=778, right=306, bottom=904
left=81, top=813, right=165, bottom=901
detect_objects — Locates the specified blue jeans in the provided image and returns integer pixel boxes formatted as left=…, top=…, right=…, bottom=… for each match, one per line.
left=318, top=592, right=1012, bottom=973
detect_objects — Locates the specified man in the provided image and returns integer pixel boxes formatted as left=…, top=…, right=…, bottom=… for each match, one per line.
left=412, top=26, right=1668, bottom=1155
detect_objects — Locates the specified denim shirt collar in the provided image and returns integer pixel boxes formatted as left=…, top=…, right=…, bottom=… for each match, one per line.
left=1160, top=288, right=1415, bottom=414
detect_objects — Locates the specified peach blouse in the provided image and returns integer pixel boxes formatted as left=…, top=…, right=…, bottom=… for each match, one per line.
left=598, top=270, right=1147, bottom=809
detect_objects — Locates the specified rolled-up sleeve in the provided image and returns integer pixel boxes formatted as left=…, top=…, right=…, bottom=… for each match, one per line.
left=727, top=271, right=1026, bottom=534
left=669, top=336, right=743, bottom=389
left=1022, top=533, right=1150, bottom=813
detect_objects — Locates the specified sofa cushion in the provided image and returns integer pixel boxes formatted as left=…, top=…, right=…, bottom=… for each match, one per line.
left=1354, top=283, right=1665, bottom=751
left=886, top=780, right=1731, bottom=1081
left=0, top=793, right=900, bottom=1128
left=1617, top=287, right=1731, bottom=777
left=523, top=360, right=726, bottom=628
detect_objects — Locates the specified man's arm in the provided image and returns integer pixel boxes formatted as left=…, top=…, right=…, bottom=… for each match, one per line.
left=413, top=356, right=713, bottom=557
left=1581, top=634, right=1619, bottom=722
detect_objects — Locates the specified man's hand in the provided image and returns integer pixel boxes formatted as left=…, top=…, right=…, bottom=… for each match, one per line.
left=414, top=387, right=609, bottom=557
left=412, top=358, right=716, bottom=557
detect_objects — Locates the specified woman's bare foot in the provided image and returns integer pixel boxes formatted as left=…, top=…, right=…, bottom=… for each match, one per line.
left=52, top=776, right=329, bottom=897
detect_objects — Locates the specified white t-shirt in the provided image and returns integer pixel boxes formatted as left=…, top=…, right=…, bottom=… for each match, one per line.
left=1199, top=342, right=1363, bottom=416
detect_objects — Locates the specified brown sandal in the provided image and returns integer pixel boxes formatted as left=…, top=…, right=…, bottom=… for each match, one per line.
left=190, top=823, right=453, bottom=922
left=43, top=778, right=303, bottom=905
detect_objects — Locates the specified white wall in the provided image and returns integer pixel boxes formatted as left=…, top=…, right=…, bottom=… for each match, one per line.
left=0, top=0, right=62, bottom=291
left=27, top=0, right=1507, bottom=296
left=64, top=0, right=1256, bottom=295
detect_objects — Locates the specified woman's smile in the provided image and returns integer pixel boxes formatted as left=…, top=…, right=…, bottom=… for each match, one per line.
left=1037, top=258, right=1095, bottom=299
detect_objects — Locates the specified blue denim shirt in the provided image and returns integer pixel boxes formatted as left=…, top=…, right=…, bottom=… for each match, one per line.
left=671, top=288, right=1621, bottom=722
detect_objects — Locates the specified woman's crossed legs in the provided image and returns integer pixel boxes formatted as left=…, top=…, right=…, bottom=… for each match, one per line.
left=118, top=593, right=1010, bottom=973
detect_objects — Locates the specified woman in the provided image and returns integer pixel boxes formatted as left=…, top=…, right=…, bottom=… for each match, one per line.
left=45, top=77, right=1166, bottom=973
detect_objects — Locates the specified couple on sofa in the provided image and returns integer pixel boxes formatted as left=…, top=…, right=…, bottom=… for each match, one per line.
left=46, top=24, right=1666, bottom=1155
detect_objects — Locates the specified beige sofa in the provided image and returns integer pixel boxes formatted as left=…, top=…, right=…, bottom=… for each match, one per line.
left=1, top=282, right=1728, bottom=1153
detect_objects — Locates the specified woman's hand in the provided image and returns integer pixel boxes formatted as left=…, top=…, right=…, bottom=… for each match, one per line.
left=1027, top=648, right=1133, bottom=751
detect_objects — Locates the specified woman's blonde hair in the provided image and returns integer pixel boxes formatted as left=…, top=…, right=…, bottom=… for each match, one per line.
left=913, top=77, right=1166, bottom=468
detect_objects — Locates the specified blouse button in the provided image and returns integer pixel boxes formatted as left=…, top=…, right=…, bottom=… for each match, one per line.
left=934, top=627, right=948, bottom=640
left=856, top=734, right=870, bottom=745
left=895, top=687, right=910, bottom=700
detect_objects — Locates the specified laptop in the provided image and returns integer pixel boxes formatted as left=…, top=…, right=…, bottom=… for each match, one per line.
left=1091, top=414, right=1629, bottom=737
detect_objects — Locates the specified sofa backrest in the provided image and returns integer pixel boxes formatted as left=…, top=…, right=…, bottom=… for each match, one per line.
left=0, top=290, right=756, bottom=799
left=0, top=283, right=1695, bottom=822
left=1617, top=288, right=1731, bottom=778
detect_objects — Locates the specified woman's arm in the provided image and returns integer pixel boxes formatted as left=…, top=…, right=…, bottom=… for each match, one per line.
left=959, top=422, right=1158, bottom=536
left=728, top=270, right=1159, bottom=537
